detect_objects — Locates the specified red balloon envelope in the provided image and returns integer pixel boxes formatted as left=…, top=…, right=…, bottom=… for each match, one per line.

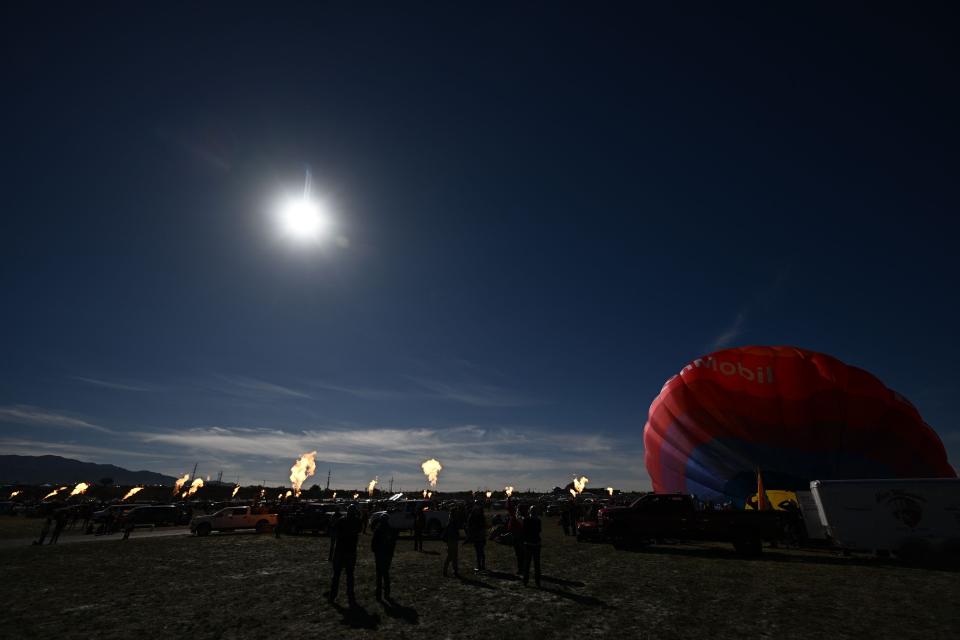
left=643, top=346, right=956, bottom=503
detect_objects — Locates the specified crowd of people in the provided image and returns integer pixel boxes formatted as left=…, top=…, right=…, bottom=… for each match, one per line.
left=321, top=497, right=548, bottom=607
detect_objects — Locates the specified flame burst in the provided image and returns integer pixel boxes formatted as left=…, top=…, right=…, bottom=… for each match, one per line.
left=607, top=487, right=614, bottom=496
left=69, top=482, right=90, bottom=497
left=173, top=473, right=190, bottom=494
left=42, top=487, right=65, bottom=500
left=421, top=458, right=442, bottom=487
left=122, top=487, right=143, bottom=501
left=231, top=485, right=240, bottom=498
left=572, top=476, right=589, bottom=494
left=9, top=490, right=21, bottom=498
left=184, top=478, right=203, bottom=498
left=368, top=477, right=378, bottom=497
left=290, top=451, right=317, bottom=497
left=485, top=491, right=492, bottom=499
left=353, top=493, right=359, bottom=499
left=284, top=490, right=292, bottom=499
left=422, top=490, right=428, bottom=498
left=332, top=492, right=337, bottom=499
left=505, top=486, right=514, bottom=497
left=428, top=491, right=433, bottom=498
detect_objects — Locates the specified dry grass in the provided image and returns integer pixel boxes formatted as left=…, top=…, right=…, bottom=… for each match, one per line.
left=0, top=515, right=957, bottom=639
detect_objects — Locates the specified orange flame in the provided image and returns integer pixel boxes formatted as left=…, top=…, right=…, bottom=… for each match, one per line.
left=367, top=477, right=378, bottom=497
left=607, top=487, right=614, bottom=496
left=505, top=486, right=514, bottom=497
left=9, top=490, right=21, bottom=498
left=231, top=485, right=240, bottom=498
left=69, top=482, right=90, bottom=497
left=421, top=458, right=442, bottom=487
left=184, top=478, right=203, bottom=498
left=572, top=476, right=589, bottom=494
left=427, top=491, right=433, bottom=498
left=485, top=491, right=492, bottom=499
left=284, top=490, right=292, bottom=499
left=569, top=488, right=577, bottom=498
left=121, top=487, right=143, bottom=501
left=173, top=473, right=190, bottom=494
left=42, top=487, right=65, bottom=500
left=353, top=493, right=359, bottom=499
left=422, top=489, right=428, bottom=498
left=332, top=492, right=337, bottom=499
left=289, top=451, right=317, bottom=496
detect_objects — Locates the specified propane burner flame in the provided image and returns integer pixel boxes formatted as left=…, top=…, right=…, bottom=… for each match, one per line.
left=184, top=478, right=203, bottom=498
left=69, top=482, right=89, bottom=497
left=505, top=486, right=514, bottom=497
left=231, top=485, right=240, bottom=498
left=572, top=476, right=589, bottom=494
left=173, top=474, right=190, bottom=494
left=122, top=487, right=143, bottom=501
left=368, top=477, right=378, bottom=497
left=290, top=451, right=317, bottom=497
left=421, top=458, right=442, bottom=487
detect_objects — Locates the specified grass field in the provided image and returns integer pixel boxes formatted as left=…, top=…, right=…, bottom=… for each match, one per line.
left=0, top=515, right=957, bottom=639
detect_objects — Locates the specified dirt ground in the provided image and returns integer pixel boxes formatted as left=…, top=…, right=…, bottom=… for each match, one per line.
left=1, top=515, right=958, bottom=640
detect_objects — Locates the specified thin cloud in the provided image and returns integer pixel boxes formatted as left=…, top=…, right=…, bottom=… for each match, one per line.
left=71, top=376, right=160, bottom=392
left=133, top=423, right=646, bottom=490
left=0, top=405, right=112, bottom=433
left=409, top=377, right=540, bottom=407
left=310, top=381, right=407, bottom=400
left=214, top=375, right=312, bottom=400
left=709, top=311, right=746, bottom=351
left=0, top=438, right=175, bottom=461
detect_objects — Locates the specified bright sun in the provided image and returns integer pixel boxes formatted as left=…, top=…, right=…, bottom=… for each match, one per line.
left=277, top=196, right=331, bottom=241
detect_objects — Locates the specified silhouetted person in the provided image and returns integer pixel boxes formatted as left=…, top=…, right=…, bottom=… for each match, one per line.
left=327, top=509, right=342, bottom=562
left=34, top=517, right=52, bottom=545
left=507, top=496, right=524, bottom=574
left=370, top=515, right=397, bottom=601
left=443, top=507, right=463, bottom=578
left=49, top=510, right=68, bottom=544
left=559, top=506, right=570, bottom=536
left=413, top=506, right=425, bottom=551
left=122, top=518, right=135, bottom=540
left=466, top=503, right=487, bottom=572
left=275, top=508, right=285, bottom=538
left=442, top=508, right=461, bottom=577
left=327, top=504, right=361, bottom=606
left=522, top=505, right=542, bottom=588
left=361, top=506, right=369, bottom=535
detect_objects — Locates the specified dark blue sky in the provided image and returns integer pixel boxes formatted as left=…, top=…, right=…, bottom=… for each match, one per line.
left=2, top=3, right=958, bottom=490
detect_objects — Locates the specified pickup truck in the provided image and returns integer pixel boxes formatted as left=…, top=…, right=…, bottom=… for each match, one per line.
left=598, top=493, right=782, bottom=556
left=190, top=506, right=277, bottom=536
left=372, top=499, right=449, bottom=537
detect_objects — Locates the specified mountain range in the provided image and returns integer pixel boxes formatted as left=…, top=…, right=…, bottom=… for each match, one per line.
left=0, top=455, right=176, bottom=486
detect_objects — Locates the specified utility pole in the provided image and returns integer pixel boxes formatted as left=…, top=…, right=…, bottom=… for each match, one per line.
left=389, top=476, right=394, bottom=494
left=190, top=462, right=198, bottom=481
left=325, top=469, right=331, bottom=492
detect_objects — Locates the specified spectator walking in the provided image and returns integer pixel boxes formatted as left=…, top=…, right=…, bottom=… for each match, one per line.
left=49, top=510, right=68, bottom=544
left=522, top=505, right=542, bottom=588
left=413, top=506, right=425, bottom=551
left=327, top=504, right=361, bottom=607
left=442, top=507, right=461, bottom=577
left=370, top=514, right=397, bottom=601
left=507, top=495, right=524, bottom=574
left=466, top=503, right=487, bottom=572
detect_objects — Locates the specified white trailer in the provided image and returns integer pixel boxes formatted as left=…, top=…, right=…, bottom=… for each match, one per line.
left=810, top=478, right=960, bottom=556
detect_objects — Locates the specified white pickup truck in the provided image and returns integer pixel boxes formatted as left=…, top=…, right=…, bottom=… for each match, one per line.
left=190, top=506, right=277, bottom=536
left=373, top=499, right=449, bottom=537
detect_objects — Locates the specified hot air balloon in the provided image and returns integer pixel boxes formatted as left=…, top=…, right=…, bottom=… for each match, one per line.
left=643, top=346, right=956, bottom=504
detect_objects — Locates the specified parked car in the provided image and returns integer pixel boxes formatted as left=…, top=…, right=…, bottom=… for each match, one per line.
left=372, top=500, right=449, bottom=537
left=92, top=504, right=140, bottom=524
left=190, top=505, right=277, bottom=536
left=599, top=493, right=783, bottom=556
left=283, top=502, right=341, bottom=535
left=119, top=505, right=186, bottom=527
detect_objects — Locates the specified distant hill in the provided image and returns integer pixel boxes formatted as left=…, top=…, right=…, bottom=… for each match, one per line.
left=0, top=455, right=176, bottom=486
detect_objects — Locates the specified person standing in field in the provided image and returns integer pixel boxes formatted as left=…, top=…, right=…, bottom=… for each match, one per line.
left=507, top=495, right=524, bottom=574
left=34, top=517, right=52, bottom=545
left=466, top=502, right=487, bottom=572
left=413, top=505, right=425, bottom=551
left=559, top=504, right=570, bottom=536
left=442, top=506, right=462, bottom=577
left=327, top=504, right=361, bottom=607
left=49, top=510, right=68, bottom=544
left=370, top=514, right=397, bottom=601
left=522, top=505, right=542, bottom=588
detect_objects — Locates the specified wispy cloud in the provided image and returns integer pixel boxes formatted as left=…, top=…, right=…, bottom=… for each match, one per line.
left=134, top=423, right=646, bottom=490
left=0, top=405, right=112, bottom=433
left=214, top=375, right=312, bottom=400
left=709, top=311, right=746, bottom=350
left=409, top=378, right=540, bottom=407
left=310, top=381, right=406, bottom=400
left=71, top=376, right=161, bottom=392
left=0, top=438, right=175, bottom=461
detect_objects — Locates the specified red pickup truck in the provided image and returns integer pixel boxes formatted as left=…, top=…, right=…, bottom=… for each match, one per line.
left=598, top=493, right=783, bottom=556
